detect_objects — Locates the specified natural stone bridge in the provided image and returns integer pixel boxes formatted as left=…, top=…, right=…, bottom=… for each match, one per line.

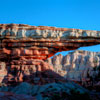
left=0, top=24, right=100, bottom=84
left=0, top=24, right=100, bottom=60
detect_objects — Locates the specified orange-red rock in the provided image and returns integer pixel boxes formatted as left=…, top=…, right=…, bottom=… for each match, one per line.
left=0, top=24, right=100, bottom=85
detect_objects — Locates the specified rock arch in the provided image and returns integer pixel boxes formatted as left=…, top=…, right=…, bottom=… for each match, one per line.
left=0, top=24, right=100, bottom=84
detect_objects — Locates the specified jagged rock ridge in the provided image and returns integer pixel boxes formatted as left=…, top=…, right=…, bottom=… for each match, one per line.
left=0, top=24, right=100, bottom=84
left=0, top=24, right=100, bottom=100
left=47, top=50, right=100, bottom=81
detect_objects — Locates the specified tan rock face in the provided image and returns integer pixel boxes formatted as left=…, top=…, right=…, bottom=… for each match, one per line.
left=0, top=62, right=7, bottom=83
left=0, top=24, right=100, bottom=84
left=46, top=50, right=100, bottom=81
left=0, top=59, right=66, bottom=85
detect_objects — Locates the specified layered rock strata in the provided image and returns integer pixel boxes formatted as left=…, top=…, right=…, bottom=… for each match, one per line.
left=0, top=24, right=100, bottom=60
left=46, top=50, right=100, bottom=81
left=0, top=24, right=100, bottom=84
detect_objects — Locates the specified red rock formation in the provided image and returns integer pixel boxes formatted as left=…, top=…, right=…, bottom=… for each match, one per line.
left=0, top=24, right=100, bottom=84
left=0, top=24, right=100, bottom=60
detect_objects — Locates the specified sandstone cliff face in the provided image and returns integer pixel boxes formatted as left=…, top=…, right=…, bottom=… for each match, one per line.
left=0, top=24, right=100, bottom=84
left=0, top=59, right=66, bottom=85
left=0, top=24, right=100, bottom=60
left=0, top=24, right=100, bottom=100
left=1, top=24, right=100, bottom=38
left=46, top=50, right=100, bottom=81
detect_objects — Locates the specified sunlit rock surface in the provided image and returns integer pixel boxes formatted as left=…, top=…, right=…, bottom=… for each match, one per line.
left=47, top=50, right=100, bottom=81
left=0, top=24, right=100, bottom=100
left=0, top=24, right=100, bottom=84
left=0, top=24, right=100, bottom=60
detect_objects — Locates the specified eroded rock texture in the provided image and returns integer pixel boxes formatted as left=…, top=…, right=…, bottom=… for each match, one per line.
left=0, top=24, right=100, bottom=84
left=0, top=24, right=100, bottom=60
left=46, top=50, right=100, bottom=81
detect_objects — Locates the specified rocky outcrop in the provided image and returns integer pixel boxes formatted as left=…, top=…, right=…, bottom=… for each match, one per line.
left=0, top=82, right=90, bottom=100
left=0, top=82, right=100, bottom=100
left=0, top=24, right=100, bottom=99
left=0, top=24, right=100, bottom=85
left=0, top=60, right=66, bottom=85
left=0, top=24, right=100, bottom=60
left=46, top=50, right=100, bottom=81
left=0, top=92, right=36, bottom=100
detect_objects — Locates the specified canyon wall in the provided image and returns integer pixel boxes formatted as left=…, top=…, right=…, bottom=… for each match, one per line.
left=0, top=24, right=100, bottom=84
left=0, top=24, right=100, bottom=100
left=46, top=50, right=100, bottom=81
